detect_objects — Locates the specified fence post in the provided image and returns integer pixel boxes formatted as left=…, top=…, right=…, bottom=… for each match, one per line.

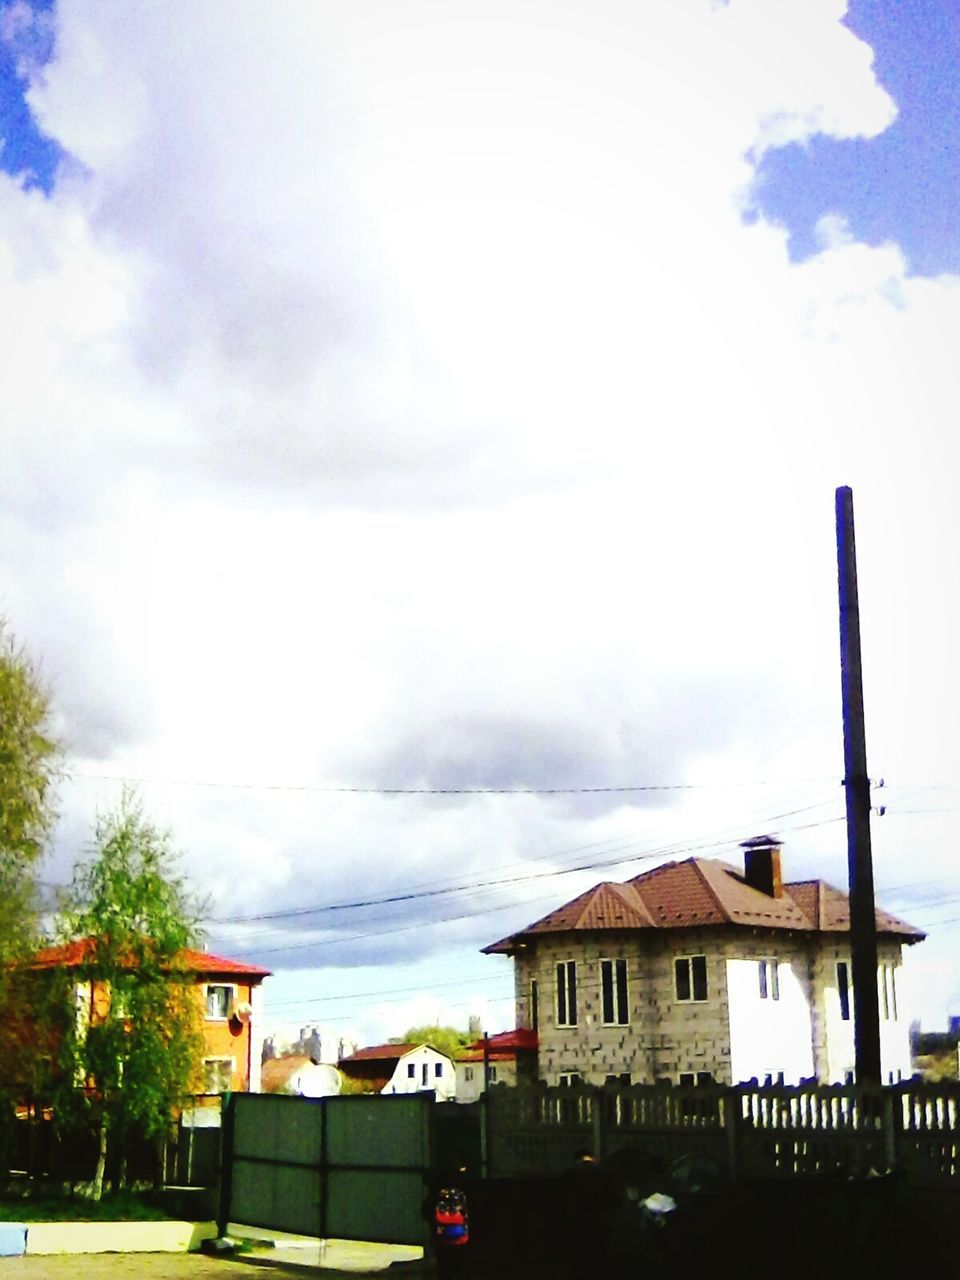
left=592, top=1087, right=604, bottom=1160
left=216, top=1093, right=235, bottom=1239
left=883, top=1086, right=897, bottom=1172
left=724, top=1087, right=740, bottom=1181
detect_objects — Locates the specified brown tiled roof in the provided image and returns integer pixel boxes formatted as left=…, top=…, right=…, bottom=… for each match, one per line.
left=483, top=882, right=656, bottom=952
left=788, top=880, right=924, bottom=939
left=30, top=937, right=271, bottom=978
left=482, top=856, right=924, bottom=953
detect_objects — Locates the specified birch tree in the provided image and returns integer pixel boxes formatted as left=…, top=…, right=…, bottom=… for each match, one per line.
left=58, top=793, right=205, bottom=1197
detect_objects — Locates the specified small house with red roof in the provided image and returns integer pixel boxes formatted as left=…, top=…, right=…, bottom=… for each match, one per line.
left=455, top=1028, right=539, bottom=1102
left=338, top=1042, right=457, bottom=1100
left=31, top=938, right=271, bottom=1095
left=483, top=837, right=924, bottom=1088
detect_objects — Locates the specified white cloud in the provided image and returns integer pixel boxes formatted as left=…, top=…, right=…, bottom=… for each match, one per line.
left=1, top=0, right=958, bottom=1033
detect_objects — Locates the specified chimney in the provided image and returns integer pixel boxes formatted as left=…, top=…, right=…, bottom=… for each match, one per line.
left=740, top=835, right=784, bottom=898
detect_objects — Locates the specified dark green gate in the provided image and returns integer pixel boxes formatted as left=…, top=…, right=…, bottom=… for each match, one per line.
left=219, top=1092, right=435, bottom=1245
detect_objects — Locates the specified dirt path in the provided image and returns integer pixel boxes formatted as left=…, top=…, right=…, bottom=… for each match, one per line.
left=0, top=1251, right=394, bottom=1280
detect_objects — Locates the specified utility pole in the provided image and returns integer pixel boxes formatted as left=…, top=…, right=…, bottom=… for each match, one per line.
left=836, top=485, right=881, bottom=1086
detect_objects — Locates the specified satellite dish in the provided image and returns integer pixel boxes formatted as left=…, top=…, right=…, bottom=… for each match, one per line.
left=229, top=1000, right=254, bottom=1033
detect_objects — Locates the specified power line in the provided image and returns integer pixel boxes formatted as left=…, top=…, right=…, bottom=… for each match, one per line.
left=67, top=769, right=839, bottom=796
left=210, top=799, right=845, bottom=927
left=215, top=814, right=848, bottom=960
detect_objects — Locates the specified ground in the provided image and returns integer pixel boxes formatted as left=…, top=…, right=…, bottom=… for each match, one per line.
left=0, top=1251, right=398, bottom=1280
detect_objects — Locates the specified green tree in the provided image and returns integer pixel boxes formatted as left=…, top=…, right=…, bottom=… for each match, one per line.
left=0, top=622, right=60, bottom=1107
left=0, top=620, right=59, bottom=964
left=56, top=792, right=205, bottom=1198
left=397, top=1025, right=473, bottom=1060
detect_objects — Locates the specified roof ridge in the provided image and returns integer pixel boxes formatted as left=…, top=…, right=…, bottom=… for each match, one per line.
left=689, top=857, right=729, bottom=918
left=573, top=882, right=612, bottom=928
left=608, top=879, right=657, bottom=926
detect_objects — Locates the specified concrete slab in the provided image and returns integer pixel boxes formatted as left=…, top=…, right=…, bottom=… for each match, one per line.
left=226, top=1226, right=425, bottom=1272
left=24, top=1220, right=218, bottom=1254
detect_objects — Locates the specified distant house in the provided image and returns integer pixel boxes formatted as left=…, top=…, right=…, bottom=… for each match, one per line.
left=338, top=1043, right=456, bottom=1100
left=911, top=1019, right=960, bottom=1081
left=30, top=939, right=271, bottom=1095
left=261, top=1054, right=342, bottom=1097
left=483, top=836, right=924, bottom=1087
left=455, top=1028, right=539, bottom=1102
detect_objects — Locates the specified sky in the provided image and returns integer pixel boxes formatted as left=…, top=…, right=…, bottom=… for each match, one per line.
left=1, top=0, right=959, bottom=1050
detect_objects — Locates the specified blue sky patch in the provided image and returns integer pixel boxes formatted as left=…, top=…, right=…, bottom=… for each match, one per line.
left=0, top=0, right=62, bottom=191
left=753, top=1, right=960, bottom=277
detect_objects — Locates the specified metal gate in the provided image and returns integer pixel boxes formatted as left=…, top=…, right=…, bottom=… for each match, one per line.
left=219, top=1092, right=434, bottom=1245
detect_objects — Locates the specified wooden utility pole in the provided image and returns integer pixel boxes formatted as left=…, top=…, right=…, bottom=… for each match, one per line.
left=835, top=485, right=881, bottom=1085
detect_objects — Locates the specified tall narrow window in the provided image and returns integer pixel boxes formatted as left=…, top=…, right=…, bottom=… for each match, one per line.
left=600, top=958, right=629, bottom=1025
left=879, top=965, right=898, bottom=1021
left=675, top=955, right=708, bottom=1002
left=758, top=960, right=780, bottom=1000
left=837, top=961, right=851, bottom=1021
left=888, top=966, right=897, bottom=1022
left=530, top=978, right=540, bottom=1032
left=557, top=960, right=578, bottom=1026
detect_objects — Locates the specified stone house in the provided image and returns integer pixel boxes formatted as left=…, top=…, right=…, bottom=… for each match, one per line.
left=482, top=837, right=924, bottom=1087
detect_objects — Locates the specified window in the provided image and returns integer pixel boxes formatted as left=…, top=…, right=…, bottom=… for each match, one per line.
left=605, top=1072, right=632, bottom=1086
left=600, top=958, right=629, bottom=1025
left=679, top=1072, right=715, bottom=1087
left=203, top=1057, right=234, bottom=1093
left=530, top=979, right=539, bottom=1032
left=205, top=985, right=235, bottom=1020
left=758, top=960, right=780, bottom=1001
left=434, top=1062, right=443, bottom=1078
left=558, top=1072, right=581, bottom=1087
left=837, top=961, right=851, bottom=1021
left=556, top=960, right=578, bottom=1026
left=679, top=1072, right=696, bottom=1087
left=407, top=1063, right=416, bottom=1079
left=421, top=1063, right=429, bottom=1086
left=696, top=1071, right=714, bottom=1087
left=488, top=1066, right=498, bottom=1083
left=879, top=964, right=897, bottom=1021
left=464, top=1067, right=475, bottom=1082
left=675, top=955, right=708, bottom=1002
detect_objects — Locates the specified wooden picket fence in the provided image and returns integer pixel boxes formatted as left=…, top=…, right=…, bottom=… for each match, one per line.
left=485, top=1080, right=960, bottom=1187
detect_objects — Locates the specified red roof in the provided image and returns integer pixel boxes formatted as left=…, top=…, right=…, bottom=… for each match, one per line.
left=458, top=1028, right=539, bottom=1062
left=31, top=937, right=271, bottom=979
left=339, top=1043, right=418, bottom=1064
left=483, top=856, right=924, bottom=953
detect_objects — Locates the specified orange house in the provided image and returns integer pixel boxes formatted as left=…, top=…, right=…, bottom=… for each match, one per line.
left=31, top=939, right=271, bottom=1095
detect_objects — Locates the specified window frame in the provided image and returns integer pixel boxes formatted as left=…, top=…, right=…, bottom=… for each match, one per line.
left=204, top=983, right=237, bottom=1021
left=674, top=955, right=708, bottom=1003
left=202, top=1056, right=235, bottom=1094
left=556, top=959, right=578, bottom=1027
left=600, top=957, right=630, bottom=1026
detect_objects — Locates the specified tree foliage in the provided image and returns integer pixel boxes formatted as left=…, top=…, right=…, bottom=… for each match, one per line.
left=397, top=1025, right=473, bottom=1060
left=56, top=792, right=206, bottom=1196
left=0, top=621, right=59, bottom=964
